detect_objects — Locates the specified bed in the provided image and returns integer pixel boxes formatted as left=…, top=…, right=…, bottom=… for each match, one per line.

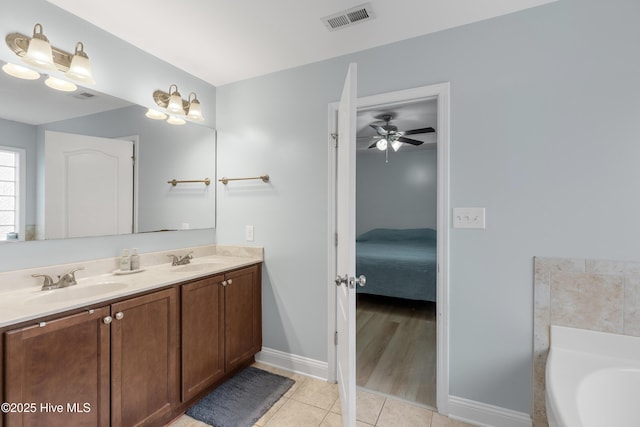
left=355, top=228, right=437, bottom=302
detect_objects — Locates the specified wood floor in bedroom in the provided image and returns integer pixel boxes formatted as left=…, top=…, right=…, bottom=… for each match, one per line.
left=356, top=294, right=436, bottom=408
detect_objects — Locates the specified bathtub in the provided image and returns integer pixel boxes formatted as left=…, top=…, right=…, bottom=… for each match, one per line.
left=545, top=325, right=640, bottom=427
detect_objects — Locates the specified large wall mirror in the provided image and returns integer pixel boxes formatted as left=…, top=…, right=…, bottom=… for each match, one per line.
left=0, top=59, right=216, bottom=242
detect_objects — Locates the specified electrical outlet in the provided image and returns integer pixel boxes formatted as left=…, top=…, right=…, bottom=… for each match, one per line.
left=453, top=208, right=486, bottom=229
left=245, top=225, right=255, bottom=241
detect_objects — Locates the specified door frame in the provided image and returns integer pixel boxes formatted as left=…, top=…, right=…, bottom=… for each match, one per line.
left=327, top=82, right=451, bottom=414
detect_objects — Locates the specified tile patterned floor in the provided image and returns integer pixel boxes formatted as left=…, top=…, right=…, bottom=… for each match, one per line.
left=168, top=363, right=475, bottom=427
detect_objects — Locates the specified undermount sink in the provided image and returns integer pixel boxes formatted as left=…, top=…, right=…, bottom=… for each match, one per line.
left=171, top=263, right=225, bottom=273
left=27, top=282, right=130, bottom=304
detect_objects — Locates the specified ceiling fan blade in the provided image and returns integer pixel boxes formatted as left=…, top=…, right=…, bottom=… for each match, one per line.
left=370, top=124, right=388, bottom=135
left=397, top=136, right=424, bottom=146
left=368, top=141, right=379, bottom=149
left=402, top=127, right=435, bottom=136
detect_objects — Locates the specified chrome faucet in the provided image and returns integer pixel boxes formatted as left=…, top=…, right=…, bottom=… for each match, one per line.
left=33, top=267, right=84, bottom=291
left=167, top=251, right=193, bottom=266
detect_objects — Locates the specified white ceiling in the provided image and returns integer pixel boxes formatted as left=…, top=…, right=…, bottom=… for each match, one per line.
left=45, top=0, right=556, bottom=87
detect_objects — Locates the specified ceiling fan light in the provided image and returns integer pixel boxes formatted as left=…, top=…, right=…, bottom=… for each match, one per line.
left=2, top=62, right=40, bottom=80
left=376, top=139, right=388, bottom=151
left=66, top=42, right=95, bottom=84
left=391, top=140, right=402, bottom=152
left=22, top=24, right=56, bottom=70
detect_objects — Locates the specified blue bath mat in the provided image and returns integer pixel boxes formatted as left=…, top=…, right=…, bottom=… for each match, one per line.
left=186, top=366, right=294, bottom=427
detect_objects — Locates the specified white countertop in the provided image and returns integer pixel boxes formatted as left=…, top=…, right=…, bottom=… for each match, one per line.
left=0, top=246, right=262, bottom=328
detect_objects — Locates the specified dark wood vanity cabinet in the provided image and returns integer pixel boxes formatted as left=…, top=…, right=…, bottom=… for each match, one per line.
left=2, top=262, right=261, bottom=427
left=224, top=265, right=262, bottom=372
left=4, top=307, right=111, bottom=427
left=181, top=264, right=262, bottom=401
left=2, top=288, right=179, bottom=427
left=110, top=288, right=179, bottom=427
left=181, top=274, right=225, bottom=401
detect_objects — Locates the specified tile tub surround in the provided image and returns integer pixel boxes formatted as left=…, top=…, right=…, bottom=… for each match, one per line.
left=0, top=244, right=263, bottom=327
left=532, top=257, right=640, bottom=426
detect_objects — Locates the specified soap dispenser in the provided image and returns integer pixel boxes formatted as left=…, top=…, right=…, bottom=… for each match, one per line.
left=130, top=248, right=140, bottom=270
left=120, top=249, right=131, bottom=271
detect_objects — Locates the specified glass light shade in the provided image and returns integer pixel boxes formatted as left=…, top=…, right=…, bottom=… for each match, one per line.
left=167, top=115, right=186, bottom=125
left=44, top=76, right=77, bottom=92
left=187, top=100, right=204, bottom=121
left=2, top=63, right=40, bottom=80
left=66, top=46, right=95, bottom=84
left=166, top=86, right=185, bottom=115
left=376, top=139, right=388, bottom=151
left=22, top=25, right=56, bottom=70
left=145, top=109, right=167, bottom=120
left=391, top=140, right=402, bottom=152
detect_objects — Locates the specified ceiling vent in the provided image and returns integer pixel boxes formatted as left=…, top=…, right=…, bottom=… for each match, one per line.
left=71, top=91, right=96, bottom=100
left=322, top=3, right=375, bottom=31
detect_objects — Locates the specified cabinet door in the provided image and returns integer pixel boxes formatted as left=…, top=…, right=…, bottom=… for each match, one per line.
left=111, top=288, right=179, bottom=427
left=181, top=275, right=225, bottom=401
left=224, top=265, right=262, bottom=371
left=4, top=307, right=111, bottom=427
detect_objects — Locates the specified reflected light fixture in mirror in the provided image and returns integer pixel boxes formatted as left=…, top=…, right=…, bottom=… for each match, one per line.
left=152, top=84, right=205, bottom=124
left=167, top=115, right=186, bottom=125
left=145, top=109, right=167, bottom=120
left=1, top=62, right=40, bottom=80
left=44, top=76, right=77, bottom=92
left=5, top=23, right=96, bottom=86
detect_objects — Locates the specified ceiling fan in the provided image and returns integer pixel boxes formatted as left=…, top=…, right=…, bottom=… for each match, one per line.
left=367, top=114, right=435, bottom=151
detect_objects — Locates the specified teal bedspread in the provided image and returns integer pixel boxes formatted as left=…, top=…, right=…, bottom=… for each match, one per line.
left=355, top=228, right=437, bottom=302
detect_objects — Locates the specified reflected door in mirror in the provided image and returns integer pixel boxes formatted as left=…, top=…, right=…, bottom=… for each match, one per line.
left=44, top=130, right=133, bottom=239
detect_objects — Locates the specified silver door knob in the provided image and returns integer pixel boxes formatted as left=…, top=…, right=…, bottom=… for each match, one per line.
left=349, top=275, right=366, bottom=288
left=103, top=316, right=112, bottom=324
left=115, top=312, right=124, bottom=320
left=335, top=275, right=348, bottom=287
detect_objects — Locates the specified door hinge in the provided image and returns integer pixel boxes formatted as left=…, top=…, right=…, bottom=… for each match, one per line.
left=331, top=133, right=338, bottom=147
left=334, top=232, right=338, bottom=247
left=334, top=331, right=338, bottom=346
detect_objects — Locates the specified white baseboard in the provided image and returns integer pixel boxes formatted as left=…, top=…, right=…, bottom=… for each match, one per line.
left=448, top=396, right=532, bottom=427
left=255, top=347, right=329, bottom=381
left=256, top=348, right=531, bottom=427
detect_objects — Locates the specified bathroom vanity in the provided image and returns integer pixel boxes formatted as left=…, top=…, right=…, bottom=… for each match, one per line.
left=0, top=246, right=262, bottom=427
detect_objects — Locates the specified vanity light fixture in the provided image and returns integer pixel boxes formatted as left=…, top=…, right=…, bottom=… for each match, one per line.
left=21, top=23, right=55, bottom=70
left=152, top=85, right=205, bottom=124
left=186, top=93, right=204, bottom=122
left=5, top=23, right=96, bottom=85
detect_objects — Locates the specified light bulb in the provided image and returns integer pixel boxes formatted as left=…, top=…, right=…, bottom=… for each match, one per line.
left=66, top=42, right=95, bottom=84
left=376, top=139, right=388, bottom=151
left=22, top=24, right=56, bottom=70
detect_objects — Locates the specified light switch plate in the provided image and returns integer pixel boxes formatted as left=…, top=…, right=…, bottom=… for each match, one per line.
left=453, top=208, right=486, bottom=229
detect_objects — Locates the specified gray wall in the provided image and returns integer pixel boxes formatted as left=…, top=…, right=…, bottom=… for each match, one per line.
left=215, top=0, right=640, bottom=414
left=356, top=149, right=437, bottom=236
left=0, top=0, right=216, bottom=271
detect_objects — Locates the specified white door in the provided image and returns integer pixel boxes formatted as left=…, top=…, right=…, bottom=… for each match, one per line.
left=44, top=130, right=134, bottom=239
left=335, top=63, right=359, bottom=427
